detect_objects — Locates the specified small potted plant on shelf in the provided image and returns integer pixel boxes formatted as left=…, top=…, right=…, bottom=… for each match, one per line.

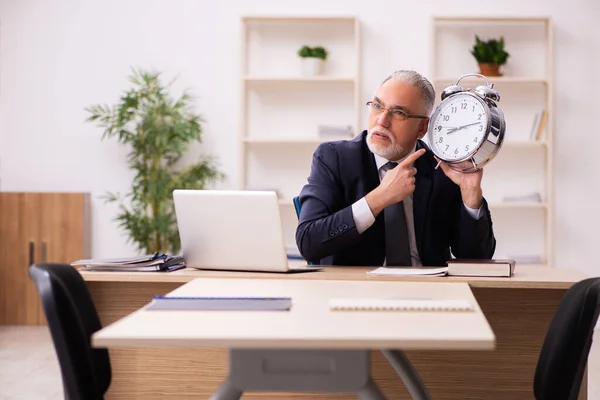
left=470, top=35, right=510, bottom=77
left=297, top=45, right=328, bottom=76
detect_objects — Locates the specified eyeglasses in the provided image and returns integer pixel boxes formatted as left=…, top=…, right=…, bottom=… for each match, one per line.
left=366, top=101, right=429, bottom=121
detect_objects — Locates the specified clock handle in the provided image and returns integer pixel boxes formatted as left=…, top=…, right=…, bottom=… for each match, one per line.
left=455, top=73, right=501, bottom=103
left=456, top=73, right=491, bottom=88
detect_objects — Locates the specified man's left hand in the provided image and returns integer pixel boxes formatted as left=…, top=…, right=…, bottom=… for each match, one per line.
left=435, top=156, right=483, bottom=209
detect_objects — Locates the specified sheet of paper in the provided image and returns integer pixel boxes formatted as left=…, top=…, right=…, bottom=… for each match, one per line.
left=329, top=297, right=474, bottom=311
left=367, top=267, right=448, bottom=277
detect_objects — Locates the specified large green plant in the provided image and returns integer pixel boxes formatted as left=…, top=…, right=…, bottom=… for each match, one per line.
left=85, top=68, right=224, bottom=255
left=470, top=35, right=510, bottom=65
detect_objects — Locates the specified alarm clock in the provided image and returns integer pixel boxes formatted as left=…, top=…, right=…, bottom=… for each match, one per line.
left=427, top=73, right=506, bottom=173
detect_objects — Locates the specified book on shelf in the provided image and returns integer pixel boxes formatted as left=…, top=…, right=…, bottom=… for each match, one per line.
left=317, top=124, right=354, bottom=139
left=529, top=109, right=548, bottom=141
left=502, top=192, right=543, bottom=203
left=367, top=259, right=516, bottom=278
left=72, top=252, right=186, bottom=272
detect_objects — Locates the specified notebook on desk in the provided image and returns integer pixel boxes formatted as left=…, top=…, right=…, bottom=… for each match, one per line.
left=329, top=298, right=474, bottom=312
left=147, top=296, right=293, bottom=311
left=368, top=259, right=516, bottom=278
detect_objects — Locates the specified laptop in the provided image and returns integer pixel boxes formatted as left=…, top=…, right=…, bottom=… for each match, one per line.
left=173, top=189, right=322, bottom=273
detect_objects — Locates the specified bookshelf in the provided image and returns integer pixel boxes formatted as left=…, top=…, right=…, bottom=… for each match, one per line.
left=429, top=16, right=553, bottom=266
left=239, top=16, right=361, bottom=254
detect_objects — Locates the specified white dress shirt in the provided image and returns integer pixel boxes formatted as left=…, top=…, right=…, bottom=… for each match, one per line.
left=351, top=146, right=483, bottom=266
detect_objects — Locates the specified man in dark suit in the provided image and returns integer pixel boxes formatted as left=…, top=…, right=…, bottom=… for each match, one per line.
left=295, top=70, right=496, bottom=266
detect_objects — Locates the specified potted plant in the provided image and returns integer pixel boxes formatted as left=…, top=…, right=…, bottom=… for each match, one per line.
left=85, top=68, right=224, bottom=255
left=297, top=45, right=328, bottom=76
left=470, top=35, right=510, bottom=77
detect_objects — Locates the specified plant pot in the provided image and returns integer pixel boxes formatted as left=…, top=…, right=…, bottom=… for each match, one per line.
left=478, top=63, right=502, bottom=77
left=301, top=58, right=324, bottom=77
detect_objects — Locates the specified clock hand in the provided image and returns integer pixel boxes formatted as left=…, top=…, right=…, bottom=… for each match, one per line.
left=447, top=122, right=481, bottom=134
left=458, top=122, right=482, bottom=129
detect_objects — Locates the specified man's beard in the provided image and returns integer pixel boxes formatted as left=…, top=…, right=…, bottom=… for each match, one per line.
left=366, top=126, right=404, bottom=161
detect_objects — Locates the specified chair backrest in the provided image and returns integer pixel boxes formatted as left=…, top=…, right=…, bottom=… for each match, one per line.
left=29, top=263, right=111, bottom=400
left=534, top=277, right=600, bottom=400
left=292, top=196, right=315, bottom=265
left=293, top=196, right=302, bottom=219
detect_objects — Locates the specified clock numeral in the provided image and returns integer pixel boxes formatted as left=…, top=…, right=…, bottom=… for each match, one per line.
left=461, top=103, right=467, bottom=109
left=443, top=115, right=450, bottom=122
left=472, top=105, right=475, bottom=112
left=454, top=148, right=458, bottom=155
left=437, top=126, right=442, bottom=132
left=479, top=125, right=483, bottom=131
left=445, top=145, right=449, bottom=151
left=438, top=137, right=443, bottom=143
left=473, top=137, right=479, bottom=143
left=451, top=106, right=457, bottom=113
left=465, top=145, right=469, bottom=152
left=478, top=113, right=482, bottom=120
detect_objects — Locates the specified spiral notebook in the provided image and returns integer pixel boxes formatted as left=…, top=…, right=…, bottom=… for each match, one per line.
left=329, top=298, right=474, bottom=312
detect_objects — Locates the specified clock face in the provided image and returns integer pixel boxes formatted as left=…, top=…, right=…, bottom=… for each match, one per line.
left=430, top=93, right=489, bottom=161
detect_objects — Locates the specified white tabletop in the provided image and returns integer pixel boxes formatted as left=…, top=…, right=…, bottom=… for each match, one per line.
left=92, top=278, right=495, bottom=350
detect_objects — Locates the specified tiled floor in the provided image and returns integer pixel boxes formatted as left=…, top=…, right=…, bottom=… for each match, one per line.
left=1, top=325, right=599, bottom=399
left=0, top=326, right=63, bottom=400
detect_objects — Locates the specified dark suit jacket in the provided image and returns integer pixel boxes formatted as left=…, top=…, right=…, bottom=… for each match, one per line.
left=295, top=130, right=496, bottom=266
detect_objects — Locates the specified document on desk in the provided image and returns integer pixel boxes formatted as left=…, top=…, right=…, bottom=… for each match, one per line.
left=367, top=267, right=449, bottom=277
left=329, top=298, right=474, bottom=312
left=146, top=296, right=292, bottom=311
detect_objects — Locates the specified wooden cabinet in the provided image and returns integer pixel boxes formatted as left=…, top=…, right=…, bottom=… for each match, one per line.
left=0, top=192, right=91, bottom=325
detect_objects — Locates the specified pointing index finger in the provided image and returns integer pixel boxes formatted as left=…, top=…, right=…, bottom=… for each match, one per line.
left=400, top=148, right=426, bottom=167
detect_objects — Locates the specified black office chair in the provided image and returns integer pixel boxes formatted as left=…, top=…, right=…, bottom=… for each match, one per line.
left=534, top=276, right=600, bottom=400
left=29, top=263, right=111, bottom=400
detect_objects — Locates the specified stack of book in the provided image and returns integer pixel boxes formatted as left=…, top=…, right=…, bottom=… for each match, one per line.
left=71, top=252, right=186, bottom=272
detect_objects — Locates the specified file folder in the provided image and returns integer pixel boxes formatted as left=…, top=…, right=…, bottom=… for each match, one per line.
left=146, top=296, right=292, bottom=311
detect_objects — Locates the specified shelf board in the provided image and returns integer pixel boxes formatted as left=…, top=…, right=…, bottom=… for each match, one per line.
left=244, top=76, right=356, bottom=83
left=433, top=76, right=547, bottom=85
left=503, top=140, right=547, bottom=147
left=433, top=16, right=550, bottom=24
left=279, top=200, right=547, bottom=209
left=242, top=16, right=357, bottom=23
left=244, top=138, right=545, bottom=146
left=489, top=202, right=547, bottom=209
left=243, top=137, right=350, bottom=144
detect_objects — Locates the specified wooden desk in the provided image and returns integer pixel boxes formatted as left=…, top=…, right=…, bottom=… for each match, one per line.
left=93, top=278, right=495, bottom=399
left=81, top=264, right=585, bottom=289
left=81, top=266, right=589, bottom=400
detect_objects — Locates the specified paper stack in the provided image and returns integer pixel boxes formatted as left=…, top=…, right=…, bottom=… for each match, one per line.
left=71, top=252, right=186, bottom=272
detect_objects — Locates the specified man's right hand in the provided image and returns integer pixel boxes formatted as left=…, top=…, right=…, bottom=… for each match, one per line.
left=365, top=148, right=426, bottom=217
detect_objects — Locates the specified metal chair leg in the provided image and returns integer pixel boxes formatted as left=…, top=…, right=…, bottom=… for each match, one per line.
left=209, top=378, right=243, bottom=400
left=381, top=349, right=432, bottom=400
left=356, top=377, right=388, bottom=400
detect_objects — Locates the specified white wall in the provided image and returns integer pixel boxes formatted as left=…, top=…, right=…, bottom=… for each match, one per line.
left=0, top=0, right=599, bottom=275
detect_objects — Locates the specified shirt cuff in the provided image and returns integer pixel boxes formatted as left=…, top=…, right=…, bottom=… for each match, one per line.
left=463, top=203, right=483, bottom=220
left=352, top=197, right=376, bottom=234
